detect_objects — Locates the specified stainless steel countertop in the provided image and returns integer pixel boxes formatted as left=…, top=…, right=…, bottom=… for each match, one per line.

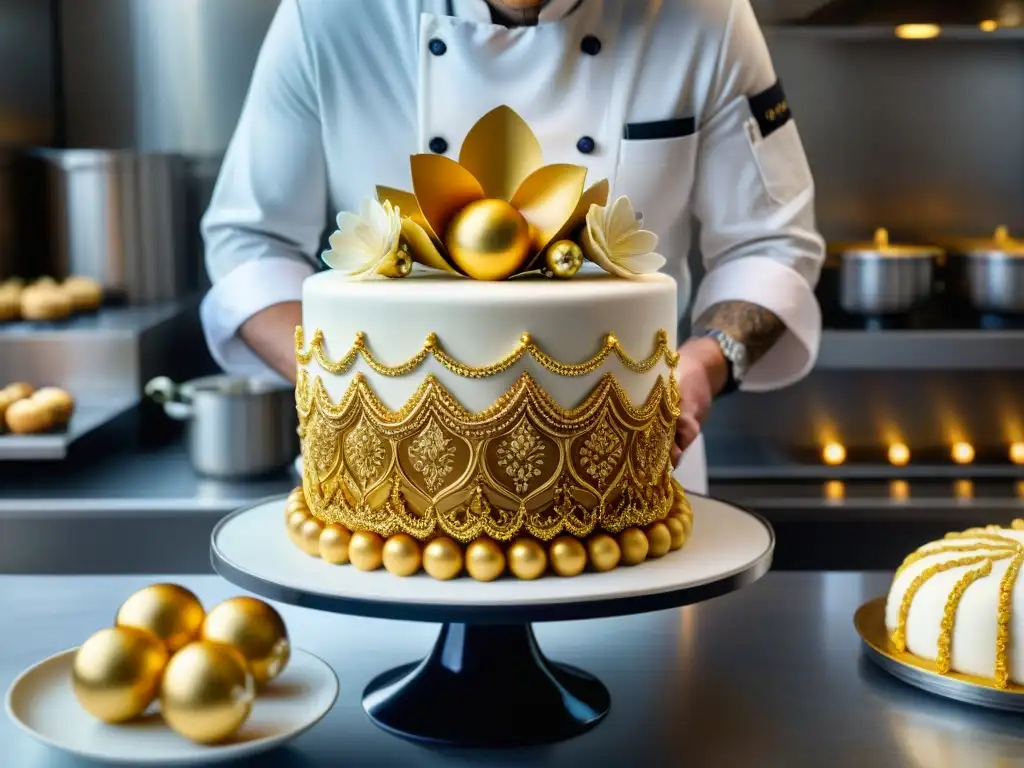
left=4, top=572, right=1024, bottom=766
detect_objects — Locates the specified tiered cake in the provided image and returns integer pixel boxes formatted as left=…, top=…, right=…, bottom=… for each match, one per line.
left=284, top=106, right=692, bottom=581
left=886, top=521, right=1024, bottom=688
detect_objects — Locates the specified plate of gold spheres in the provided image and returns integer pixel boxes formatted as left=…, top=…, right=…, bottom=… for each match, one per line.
left=4, top=583, right=338, bottom=765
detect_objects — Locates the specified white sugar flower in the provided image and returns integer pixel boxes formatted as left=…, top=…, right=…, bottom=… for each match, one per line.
left=581, top=196, right=665, bottom=279
left=322, top=198, right=407, bottom=279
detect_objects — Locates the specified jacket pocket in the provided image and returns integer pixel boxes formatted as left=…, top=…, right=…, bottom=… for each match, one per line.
left=746, top=118, right=814, bottom=206
left=613, top=131, right=700, bottom=237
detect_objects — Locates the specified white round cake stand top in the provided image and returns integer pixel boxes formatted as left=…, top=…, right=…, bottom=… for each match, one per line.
left=211, top=494, right=774, bottom=624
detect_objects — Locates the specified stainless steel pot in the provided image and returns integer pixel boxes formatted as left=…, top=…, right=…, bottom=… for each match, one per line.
left=837, top=228, right=942, bottom=315
left=145, top=375, right=298, bottom=479
left=37, top=150, right=191, bottom=303
left=943, top=227, right=1024, bottom=314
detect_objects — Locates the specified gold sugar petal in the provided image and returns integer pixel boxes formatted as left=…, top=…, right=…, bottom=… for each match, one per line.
left=295, top=369, right=680, bottom=543
left=458, top=105, right=544, bottom=202
left=509, top=164, right=588, bottom=255
left=376, top=186, right=423, bottom=224
left=526, top=178, right=610, bottom=271
left=410, top=154, right=486, bottom=244
left=400, top=218, right=459, bottom=274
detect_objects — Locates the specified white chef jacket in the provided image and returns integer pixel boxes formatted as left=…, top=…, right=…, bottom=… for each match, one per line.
left=200, top=0, right=825, bottom=494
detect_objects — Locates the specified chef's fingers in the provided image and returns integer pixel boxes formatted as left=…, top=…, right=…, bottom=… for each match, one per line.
left=671, top=444, right=683, bottom=467
left=675, top=414, right=701, bottom=453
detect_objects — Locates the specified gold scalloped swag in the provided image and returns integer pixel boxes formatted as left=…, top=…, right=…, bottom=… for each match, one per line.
left=296, top=369, right=680, bottom=543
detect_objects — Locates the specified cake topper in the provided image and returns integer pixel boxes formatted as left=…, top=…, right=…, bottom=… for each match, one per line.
left=321, top=106, right=663, bottom=281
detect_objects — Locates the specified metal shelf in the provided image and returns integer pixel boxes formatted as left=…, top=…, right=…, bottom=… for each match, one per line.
left=0, top=396, right=137, bottom=461
left=766, top=26, right=1024, bottom=41
left=815, top=329, right=1024, bottom=370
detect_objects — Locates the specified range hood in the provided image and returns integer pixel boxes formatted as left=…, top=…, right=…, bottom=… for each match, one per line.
left=794, top=0, right=1023, bottom=26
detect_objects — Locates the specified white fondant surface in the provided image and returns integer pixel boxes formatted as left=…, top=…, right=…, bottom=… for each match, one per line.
left=301, top=268, right=678, bottom=411
left=885, top=529, right=1024, bottom=684
left=4, top=649, right=338, bottom=766
left=213, top=495, right=771, bottom=609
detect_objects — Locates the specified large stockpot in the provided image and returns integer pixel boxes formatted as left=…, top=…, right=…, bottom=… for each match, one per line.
left=145, top=376, right=298, bottom=479
left=835, top=228, right=942, bottom=315
left=942, top=226, right=1024, bottom=314
left=37, top=150, right=191, bottom=303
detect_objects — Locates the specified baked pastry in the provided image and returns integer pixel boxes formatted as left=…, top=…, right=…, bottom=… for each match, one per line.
left=0, top=285, right=19, bottom=321
left=287, top=106, right=692, bottom=581
left=20, top=284, right=72, bottom=321
left=33, top=386, right=76, bottom=424
left=0, top=383, right=33, bottom=428
left=886, top=522, right=1024, bottom=688
left=63, top=276, right=104, bottom=312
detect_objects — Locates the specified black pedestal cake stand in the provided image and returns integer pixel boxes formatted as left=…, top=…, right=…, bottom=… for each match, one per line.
left=211, top=494, right=774, bottom=747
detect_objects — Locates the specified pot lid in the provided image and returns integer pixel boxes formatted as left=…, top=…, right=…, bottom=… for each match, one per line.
left=941, top=226, right=1024, bottom=256
left=836, top=228, right=943, bottom=258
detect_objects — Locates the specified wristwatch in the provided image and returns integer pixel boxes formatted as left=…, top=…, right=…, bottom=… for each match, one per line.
left=696, top=329, right=749, bottom=396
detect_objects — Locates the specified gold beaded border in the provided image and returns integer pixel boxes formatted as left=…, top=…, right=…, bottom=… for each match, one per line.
left=889, top=522, right=1024, bottom=689
left=295, top=327, right=679, bottom=379
left=283, top=481, right=694, bottom=581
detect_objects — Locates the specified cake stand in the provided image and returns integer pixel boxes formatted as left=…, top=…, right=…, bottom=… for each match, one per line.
left=211, top=494, right=774, bottom=747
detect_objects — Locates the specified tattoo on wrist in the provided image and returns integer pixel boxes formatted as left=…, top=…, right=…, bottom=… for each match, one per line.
left=694, top=301, right=786, bottom=367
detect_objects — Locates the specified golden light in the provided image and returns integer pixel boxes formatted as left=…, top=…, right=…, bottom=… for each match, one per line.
left=889, top=480, right=910, bottom=502
left=1017, top=481, right=1024, bottom=500
left=954, top=479, right=974, bottom=501
left=822, top=442, right=847, bottom=466
left=887, top=443, right=911, bottom=467
left=896, top=23, right=941, bottom=39
left=980, top=19, right=999, bottom=31
left=824, top=480, right=845, bottom=502
left=951, top=442, right=975, bottom=465
left=1010, top=443, right=1024, bottom=465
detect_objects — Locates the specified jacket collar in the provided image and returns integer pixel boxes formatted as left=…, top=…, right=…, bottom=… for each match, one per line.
left=450, top=0, right=585, bottom=24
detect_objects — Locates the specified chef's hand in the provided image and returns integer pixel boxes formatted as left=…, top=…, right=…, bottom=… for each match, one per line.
left=671, top=336, right=729, bottom=467
left=239, top=301, right=303, bottom=383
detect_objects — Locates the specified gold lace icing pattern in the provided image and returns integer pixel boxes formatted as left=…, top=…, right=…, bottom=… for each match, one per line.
left=295, top=327, right=679, bottom=379
left=889, top=525, right=1024, bottom=689
left=296, top=368, right=679, bottom=544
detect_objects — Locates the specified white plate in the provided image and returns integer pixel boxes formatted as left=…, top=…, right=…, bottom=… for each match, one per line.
left=5, top=647, right=338, bottom=766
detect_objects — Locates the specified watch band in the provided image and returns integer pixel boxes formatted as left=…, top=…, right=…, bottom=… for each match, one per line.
left=696, top=330, right=747, bottom=396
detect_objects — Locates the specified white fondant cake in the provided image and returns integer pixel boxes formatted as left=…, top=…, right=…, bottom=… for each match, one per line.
left=885, top=523, right=1024, bottom=687
left=300, top=267, right=677, bottom=411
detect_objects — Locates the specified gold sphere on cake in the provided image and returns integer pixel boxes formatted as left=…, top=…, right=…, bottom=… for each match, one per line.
left=646, top=522, right=672, bottom=559
left=544, top=240, right=584, bottom=279
left=619, top=528, right=650, bottom=566
left=160, top=641, right=254, bottom=744
left=444, top=199, right=532, bottom=281
left=679, top=511, right=693, bottom=536
left=285, top=493, right=307, bottom=517
left=115, top=584, right=205, bottom=654
left=508, top=538, right=547, bottom=580
left=319, top=524, right=352, bottom=564
left=72, top=627, right=168, bottom=723
left=587, top=534, right=622, bottom=572
left=423, top=537, right=464, bottom=580
left=286, top=510, right=309, bottom=547
left=466, top=539, right=506, bottom=581
left=665, top=516, right=687, bottom=550
left=297, top=517, right=325, bottom=557
left=383, top=534, right=423, bottom=577
left=201, top=597, right=290, bottom=685
left=550, top=536, right=587, bottom=577
left=349, top=531, right=385, bottom=571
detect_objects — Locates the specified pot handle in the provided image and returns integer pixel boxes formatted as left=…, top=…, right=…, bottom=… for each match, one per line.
left=144, top=376, right=193, bottom=421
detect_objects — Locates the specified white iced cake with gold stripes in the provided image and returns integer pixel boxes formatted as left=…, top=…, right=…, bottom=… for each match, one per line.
left=886, top=522, right=1024, bottom=688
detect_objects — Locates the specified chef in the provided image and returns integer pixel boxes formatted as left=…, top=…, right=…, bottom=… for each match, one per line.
left=200, top=0, right=825, bottom=495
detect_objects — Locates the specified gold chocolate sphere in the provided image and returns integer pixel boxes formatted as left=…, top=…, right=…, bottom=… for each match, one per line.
left=508, top=538, right=547, bottom=580
left=286, top=510, right=309, bottom=547
left=115, top=584, right=205, bottom=654
left=445, top=199, right=532, bottom=281
left=587, top=534, right=622, bottom=572
left=619, top=528, right=650, bottom=566
left=423, top=537, right=464, bottom=580
left=646, top=523, right=672, bottom=559
left=319, top=524, right=352, bottom=565
left=679, top=511, right=693, bottom=536
left=72, top=627, right=169, bottom=723
left=297, top=517, right=324, bottom=557
left=349, top=531, right=385, bottom=571
left=665, top=516, right=687, bottom=551
left=550, top=536, right=587, bottom=577
left=466, top=539, right=506, bottom=582
left=285, top=495, right=307, bottom=518
left=544, top=240, right=584, bottom=279
left=160, top=641, right=255, bottom=744
left=383, top=534, right=423, bottom=577
left=201, top=597, right=290, bottom=685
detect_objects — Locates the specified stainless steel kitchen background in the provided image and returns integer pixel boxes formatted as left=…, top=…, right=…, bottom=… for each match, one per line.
left=2, top=0, right=1022, bottom=479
